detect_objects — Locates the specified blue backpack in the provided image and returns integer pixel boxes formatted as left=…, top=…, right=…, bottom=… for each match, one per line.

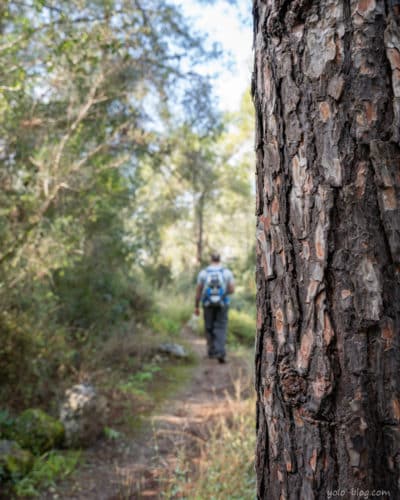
left=202, top=268, right=226, bottom=307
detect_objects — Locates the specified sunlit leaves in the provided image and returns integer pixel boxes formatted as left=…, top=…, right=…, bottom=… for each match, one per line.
left=0, top=0, right=218, bottom=292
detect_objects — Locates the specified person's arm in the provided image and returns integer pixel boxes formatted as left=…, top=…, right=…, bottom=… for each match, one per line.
left=195, top=283, right=203, bottom=316
left=226, top=270, right=235, bottom=295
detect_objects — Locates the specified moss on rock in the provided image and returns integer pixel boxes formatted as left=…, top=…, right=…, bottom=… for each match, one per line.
left=13, top=409, right=64, bottom=455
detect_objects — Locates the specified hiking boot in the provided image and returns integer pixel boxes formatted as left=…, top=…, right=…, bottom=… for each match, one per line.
left=217, top=356, right=226, bottom=364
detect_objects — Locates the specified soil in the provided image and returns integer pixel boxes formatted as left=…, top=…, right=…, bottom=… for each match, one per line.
left=41, top=328, right=253, bottom=500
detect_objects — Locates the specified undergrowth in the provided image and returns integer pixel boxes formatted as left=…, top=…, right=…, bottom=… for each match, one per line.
left=163, top=375, right=256, bottom=499
left=228, top=309, right=255, bottom=347
left=150, top=291, right=193, bottom=337
left=13, top=450, right=81, bottom=497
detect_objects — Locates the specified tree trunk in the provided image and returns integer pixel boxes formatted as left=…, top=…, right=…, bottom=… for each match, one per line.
left=196, top=193, right=205, bottom=265
left=253, top=1, right=400, bottom=498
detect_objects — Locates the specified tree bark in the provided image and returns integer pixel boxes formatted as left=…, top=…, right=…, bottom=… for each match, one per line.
left=253, top=1, right=400, bottom=498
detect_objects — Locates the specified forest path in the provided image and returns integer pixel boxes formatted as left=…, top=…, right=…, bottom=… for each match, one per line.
left=43, top=327, right=252, bottom=499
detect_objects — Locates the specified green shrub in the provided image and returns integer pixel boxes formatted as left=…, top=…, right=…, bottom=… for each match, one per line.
left=150, top=315, right=182, bottom=337
left=228, top=309, right=255, bottom=347
left=0, top=313, right=37, bottom=393
left=13, top=450, right=80, bottom=497
left=0, top=410, right=15, bottom=440
left=0, top=311, right=70, bottom=407
left=103, top=427, right=123, bottom=441
left=0, top=440, right=34, bottom=481
left=150, top=291, right=192, bottom=337
left=53, top=264, right=153, bottom=334
left=118, top=363, right=161, bottom=397
left=13, top=409, right=64, bottom=456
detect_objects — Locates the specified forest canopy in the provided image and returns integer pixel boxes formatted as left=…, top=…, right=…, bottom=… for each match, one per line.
left=0, top=0, right=254, bottom=407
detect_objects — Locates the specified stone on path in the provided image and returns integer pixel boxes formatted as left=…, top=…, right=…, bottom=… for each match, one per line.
left=158, top=343, right=188, bottom=358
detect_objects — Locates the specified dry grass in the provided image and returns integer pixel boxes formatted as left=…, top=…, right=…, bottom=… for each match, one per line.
left=93, top=323, right=157, bottom=368
left=161, top=374, right=256, bottom=500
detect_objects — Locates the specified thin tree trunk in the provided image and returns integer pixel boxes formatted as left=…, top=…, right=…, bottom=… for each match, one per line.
left=196, top=193, right=205, bottom=265
left=253, top=1, right=400, bottom=498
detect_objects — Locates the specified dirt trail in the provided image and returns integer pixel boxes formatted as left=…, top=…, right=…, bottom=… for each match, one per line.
left=44, top=329, right=252, bottom=500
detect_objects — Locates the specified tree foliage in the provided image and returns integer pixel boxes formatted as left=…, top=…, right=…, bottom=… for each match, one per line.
left=0, top=0, right=253, bottom=406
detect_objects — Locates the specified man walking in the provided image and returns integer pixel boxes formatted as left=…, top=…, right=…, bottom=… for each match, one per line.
left=195, top=252, right=234, bottom=363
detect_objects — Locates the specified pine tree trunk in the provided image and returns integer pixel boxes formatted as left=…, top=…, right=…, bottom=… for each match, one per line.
left=253, top=1, right=400, bottom=498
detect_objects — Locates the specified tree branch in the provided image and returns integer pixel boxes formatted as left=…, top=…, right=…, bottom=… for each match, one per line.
left=53, top=72, right=105, bottom=173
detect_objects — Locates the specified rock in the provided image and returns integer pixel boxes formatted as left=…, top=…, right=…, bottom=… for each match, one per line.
left=0, top=440, right=34, bottom=478
left=13, top=409, right=64, bottom=455
left=158, top=343, right=188, bottom=358
left=59, top=384, right=108, bottom=448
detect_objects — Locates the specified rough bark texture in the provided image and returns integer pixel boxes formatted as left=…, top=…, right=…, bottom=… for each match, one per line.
left=253, top=1, right=400, bottom=498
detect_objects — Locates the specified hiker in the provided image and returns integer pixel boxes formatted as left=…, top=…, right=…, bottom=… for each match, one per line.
left=194, top=252, right=235, bottom=363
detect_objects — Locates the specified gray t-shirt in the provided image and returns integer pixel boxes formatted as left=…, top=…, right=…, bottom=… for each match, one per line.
left=197, top=265, right=234, bottom=286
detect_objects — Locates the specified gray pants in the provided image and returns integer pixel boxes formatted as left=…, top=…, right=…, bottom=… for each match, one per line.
left=203, top=305, right=228, bottom=357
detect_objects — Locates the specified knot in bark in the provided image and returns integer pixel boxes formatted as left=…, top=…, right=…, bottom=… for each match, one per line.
left=279, top=366, right=306, bottom=406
